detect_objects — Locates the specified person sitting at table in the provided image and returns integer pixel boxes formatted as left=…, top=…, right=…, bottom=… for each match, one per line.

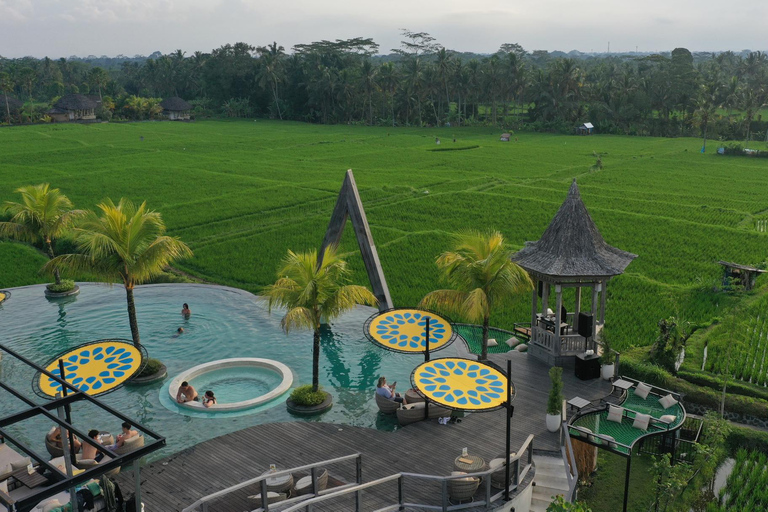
left=376, top=376, right=404, bottom=403
left=48, top=425, right=82, bottom=452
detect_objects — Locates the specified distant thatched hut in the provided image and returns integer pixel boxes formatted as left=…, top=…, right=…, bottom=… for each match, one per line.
left=48, top=94, right=97, bottom=122
left=160, top=97, right=192, bottom=120
left=1, top=95, right=23, bottom=123
left=500, top=133, right=511, bottom=142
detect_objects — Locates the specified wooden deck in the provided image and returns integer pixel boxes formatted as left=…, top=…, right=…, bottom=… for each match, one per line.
left=116, top=352, right=611, bottom=511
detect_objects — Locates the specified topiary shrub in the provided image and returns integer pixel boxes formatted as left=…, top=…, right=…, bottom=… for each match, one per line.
left=137, top=358, right=163, bottom=377
left=46, top=279, right=76, bottom=293
left=289, top=385, right=326, bottom=406
left=547, top=367, right=564, bottom=415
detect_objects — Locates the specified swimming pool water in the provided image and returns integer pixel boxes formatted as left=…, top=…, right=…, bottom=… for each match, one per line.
left=0, top=283, right=463, bottom=460
left=187, top=366, right=283, bottom=404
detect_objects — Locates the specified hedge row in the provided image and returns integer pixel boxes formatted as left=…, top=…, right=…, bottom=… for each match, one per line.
left=676, top=369, right=768, bottom=403
left=620, top=357, right=768, bottom=420
left=726, top=425, right=768, bottom=456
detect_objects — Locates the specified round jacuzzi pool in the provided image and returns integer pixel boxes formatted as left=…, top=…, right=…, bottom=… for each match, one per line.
left=169, top=358, right=293, bottom=412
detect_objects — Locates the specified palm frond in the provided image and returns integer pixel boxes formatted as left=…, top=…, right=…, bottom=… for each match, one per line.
left=281, top=306, right=316, bottom=333
left=419, top=289, right=468, bottom=319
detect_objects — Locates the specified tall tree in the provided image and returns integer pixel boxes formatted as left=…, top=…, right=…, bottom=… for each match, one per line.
left=0, top=72, right=14, bottom=124
left=46, top=199, right=192, bottom=347
left=257, top=42, right=286, bottom=120
left=0, top=184, right=85, bottom=286
left=419, top=231, right=532, bottom=361
left=263, top=247, right=378, bottom=391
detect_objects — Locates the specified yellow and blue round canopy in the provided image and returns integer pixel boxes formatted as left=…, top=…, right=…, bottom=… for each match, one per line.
left=38, top=340, right=144, bottom=398
left=364, top=308, right=456, bottom=354
left=0, top=290, right=9, bottom=304
left=411, top=358, right=512, bottom=412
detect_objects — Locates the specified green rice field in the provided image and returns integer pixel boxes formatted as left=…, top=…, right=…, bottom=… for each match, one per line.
left=2, top=120, right=768, bottom=350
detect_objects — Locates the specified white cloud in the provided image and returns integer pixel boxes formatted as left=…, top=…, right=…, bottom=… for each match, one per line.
left=0, top=0, right=33, bottom=22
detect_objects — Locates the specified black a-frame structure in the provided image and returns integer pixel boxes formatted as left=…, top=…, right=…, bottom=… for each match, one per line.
left=318, top=170, right=393, bottom=312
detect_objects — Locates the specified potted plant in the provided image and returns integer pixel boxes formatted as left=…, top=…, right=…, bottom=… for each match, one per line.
left=600, top=339, right=615, bottom=380
left=546, top=366, right=563, bottom=432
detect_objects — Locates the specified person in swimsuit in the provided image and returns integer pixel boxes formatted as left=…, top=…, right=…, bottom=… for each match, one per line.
left=176, top=381, right=198, bottom=403
left=202, top=390, right=217, bottom=408
left=181, top=303, right=191, bottom=317
left=81, top=430, right=104, bottom=461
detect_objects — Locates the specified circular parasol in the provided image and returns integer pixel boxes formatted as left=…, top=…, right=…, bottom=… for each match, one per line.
left=36, top=339, right=145, bottom=398
left=411, top=357, right=513, bottom=412
left=0, top=290, right=9, bottom=305
left=364, top=308, right=456, bottom=354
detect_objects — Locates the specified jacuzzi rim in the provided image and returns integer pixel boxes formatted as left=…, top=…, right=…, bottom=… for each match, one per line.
left=169, top=358, right=293, bottom=412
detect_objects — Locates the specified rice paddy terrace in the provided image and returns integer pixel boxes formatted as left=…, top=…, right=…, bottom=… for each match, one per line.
left=2, top=120, right=768, bottom=350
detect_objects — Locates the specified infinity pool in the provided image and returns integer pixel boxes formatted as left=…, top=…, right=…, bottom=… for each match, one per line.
left=0, top=283, right=462, bottom=460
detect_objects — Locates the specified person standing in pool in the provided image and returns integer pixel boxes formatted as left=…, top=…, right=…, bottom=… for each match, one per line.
left=181, top=303, right=191, bottom=317
left=176, top=381, right=198, bottom=403
left=202, top=390, right=217, bottom=408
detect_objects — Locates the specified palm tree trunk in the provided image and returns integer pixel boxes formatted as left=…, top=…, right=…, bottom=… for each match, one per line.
left=702, top=121, right=708, bottom=152
left=272, top=80, right=282, bottom=120
left=312, top=328, right=321, bottom=392
left=4, top=95, right=10, bottom=125
left=46, top=239, right=62, bottom=285
left=481, top=315, right=490, bottom=361
left=125, top=286, right=141, bottom=347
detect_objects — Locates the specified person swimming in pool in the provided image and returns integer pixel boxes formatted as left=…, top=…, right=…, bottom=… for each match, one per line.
left=181, top=303, right=191, bottom=317
left=172, top=327, right=184, bottom=338
left=202, top=390, right=217, bottom=408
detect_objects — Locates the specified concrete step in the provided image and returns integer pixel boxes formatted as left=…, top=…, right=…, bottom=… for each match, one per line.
left=530, top=495, right=553, bottom=512
left=534, top=464, right=568, bottom=479
left=533, top=484, right=568, bottom=502
left=533, top=475, right=570, bottom=492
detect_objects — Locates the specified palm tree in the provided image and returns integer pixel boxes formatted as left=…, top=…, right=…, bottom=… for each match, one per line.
left=257, top=42, right=286, bottom=120
left=0, top=72, right=14, bottom=124
left=0, top=184, right=84, bottom=286
left=263, top=247, right=377, bottom=392
left=419, top=231, right=532, bottom=361
left=46, top=199, right=192, bottom=347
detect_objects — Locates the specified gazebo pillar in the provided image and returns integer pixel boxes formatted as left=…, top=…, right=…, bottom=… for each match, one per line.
left=542, top=282, right=550, bottom=314
left=554, top=285, right=563, bottom=356
left=600, top=280, right=607, bottom=327
left=574, top=286, right=582, bottom=331
left=531, top=278, right=539, bottom=327
left=591, top=283, right=600, bottom=339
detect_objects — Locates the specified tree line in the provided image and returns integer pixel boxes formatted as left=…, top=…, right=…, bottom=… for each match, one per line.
left=1, top=31, right=767, bottom=142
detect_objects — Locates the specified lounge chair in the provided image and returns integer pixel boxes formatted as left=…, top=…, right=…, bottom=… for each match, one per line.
left=45, top=435, right=64, bottom=458
left=294, top=469, right=328, bottom=496
left=114, top=435, right=144, bottom=455
left=375, top=393, right=400, bottom=414
left=75, top=455, right=120, bottom=477
left=0, top=444, right=29, bottom=482
left=448, top=472, right=480, bottom=503
left=396, top=402, right=453, bottom=426
left=488, top=451, right=517, bottom=489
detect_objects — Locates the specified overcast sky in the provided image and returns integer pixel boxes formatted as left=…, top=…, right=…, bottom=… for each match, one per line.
left=1, top=0, right=766, bottom=59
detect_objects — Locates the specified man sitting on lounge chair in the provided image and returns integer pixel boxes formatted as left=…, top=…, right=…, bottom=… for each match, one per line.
left=81, top=430, right=105, bottom=462
left=108, top=422, right=138, bottom=450
left=48, top=425, right=82, bottom=452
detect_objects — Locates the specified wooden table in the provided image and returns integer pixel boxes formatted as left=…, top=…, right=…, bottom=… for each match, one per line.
left=12, top=467, right=48, bottom=489
left=567, top=396, right=591, bottom=412
left=611, top=378, right=634, bottom=397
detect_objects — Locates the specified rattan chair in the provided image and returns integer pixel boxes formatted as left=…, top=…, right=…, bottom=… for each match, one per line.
left=115, top=434, right=144, bottom=455
left=294, top=468, right=328, bottom=496
left=448, top=472, right=480, bottom=503
left=375, top=393, right=400, bottom=414
left=396, top=402, right=453, bottom=425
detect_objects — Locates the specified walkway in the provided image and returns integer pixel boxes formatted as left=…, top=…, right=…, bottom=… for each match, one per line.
left=116, top=352, right=611, bottom=511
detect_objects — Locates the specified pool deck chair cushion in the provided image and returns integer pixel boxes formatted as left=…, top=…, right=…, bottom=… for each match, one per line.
left=607, top=405, right=623, bottom=423
left=660, top=414, right=677, bottom=424
left=634, top=382, right=652, bottom=400
left=659, top=394, right=678, bottom=409
left=505, top=337, right=519, bottom=348
left=599, top=435, right=618, bottom=449
left=487, top=338, right=498, bottom=347
left=633, top=413, right=651, bottom=431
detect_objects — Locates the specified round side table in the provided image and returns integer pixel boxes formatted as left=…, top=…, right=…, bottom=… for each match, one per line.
left=453, top=454, right=488, bottom=473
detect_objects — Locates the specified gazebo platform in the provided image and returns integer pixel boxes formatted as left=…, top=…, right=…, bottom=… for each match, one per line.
left=116, top=352, right=611, bottom=511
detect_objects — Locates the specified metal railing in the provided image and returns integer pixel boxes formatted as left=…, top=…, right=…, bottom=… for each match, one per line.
left=559, top=400, right=579, bottom=502
left=184, top=437, right=536, bottom=512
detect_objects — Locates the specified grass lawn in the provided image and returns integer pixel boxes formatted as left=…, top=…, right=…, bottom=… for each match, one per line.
left=2, top=120, right=768, bottom=349
left=579, top=449, right=656, bottom=512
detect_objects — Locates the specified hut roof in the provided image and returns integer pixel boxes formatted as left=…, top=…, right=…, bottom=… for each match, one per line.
left=501, top=133, right=511, bottom=138
left=54, top=94, right=97, bottom=110
left=718, top=261, right=767, bottom=273
left=0, top=95, right=23, bottom=111
left=581, top=122, right=594, bottom=129
left=160, top=97, right=192, bottom=111
left=512, top=179, right=637, bottom=278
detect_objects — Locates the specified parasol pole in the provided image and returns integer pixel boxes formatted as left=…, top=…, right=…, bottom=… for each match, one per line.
left=57, top=359, right=79, bottom=509
left=424, top=317, right=430, bottom=420
left=504, top=359, right=513, bottom=501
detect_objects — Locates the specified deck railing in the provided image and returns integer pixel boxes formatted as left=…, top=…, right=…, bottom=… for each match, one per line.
left=560, top=400, right=579, bottom=502
left=183, top=436, right=536, bottom=512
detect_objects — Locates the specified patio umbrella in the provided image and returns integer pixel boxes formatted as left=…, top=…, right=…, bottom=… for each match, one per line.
left=365, top=308, right=457, bottom=417
left=411, top=357, right=517, bottom=500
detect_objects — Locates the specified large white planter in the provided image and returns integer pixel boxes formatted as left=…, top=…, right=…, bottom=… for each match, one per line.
left=546, top=413, right=561, bottom=432
left=601, top=363, right=615, bottom=380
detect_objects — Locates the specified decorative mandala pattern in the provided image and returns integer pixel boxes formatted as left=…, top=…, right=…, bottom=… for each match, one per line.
left=367, top=309, right=453, bottom=353
left=0, top=291, right=8, bottom=304
left=39, top=341, right=142, bottom=397
left=412, top=358, right=509, bottom=411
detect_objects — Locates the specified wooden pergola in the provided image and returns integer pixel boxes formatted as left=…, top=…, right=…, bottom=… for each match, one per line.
left=512, top=180, right=637, bottom=366
left=718, top=261, right=766, bottom=291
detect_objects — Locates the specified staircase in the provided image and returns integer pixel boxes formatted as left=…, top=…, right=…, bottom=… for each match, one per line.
left=531, top=455, right=570, bottom=512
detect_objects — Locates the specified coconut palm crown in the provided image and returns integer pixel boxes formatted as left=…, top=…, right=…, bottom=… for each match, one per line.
left=46, top=198, right=192, bottom=347
left=0, top=183, right=85, bottom=285
left=263, top=246, right=378, bottom=392
left=419, top=230, right=533, bottom=361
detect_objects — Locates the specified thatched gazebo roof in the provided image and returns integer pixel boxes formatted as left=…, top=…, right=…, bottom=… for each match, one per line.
left=0, top=95, right=23, bottom=111
left=512, top=179, right=636, bottom=278
left=53, top=94, right=98, bottom=110
left=160, top=97, right=192, bottom=111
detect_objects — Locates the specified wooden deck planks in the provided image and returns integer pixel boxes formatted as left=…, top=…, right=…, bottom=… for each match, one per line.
left=116, top=352, right=611, bottom=511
